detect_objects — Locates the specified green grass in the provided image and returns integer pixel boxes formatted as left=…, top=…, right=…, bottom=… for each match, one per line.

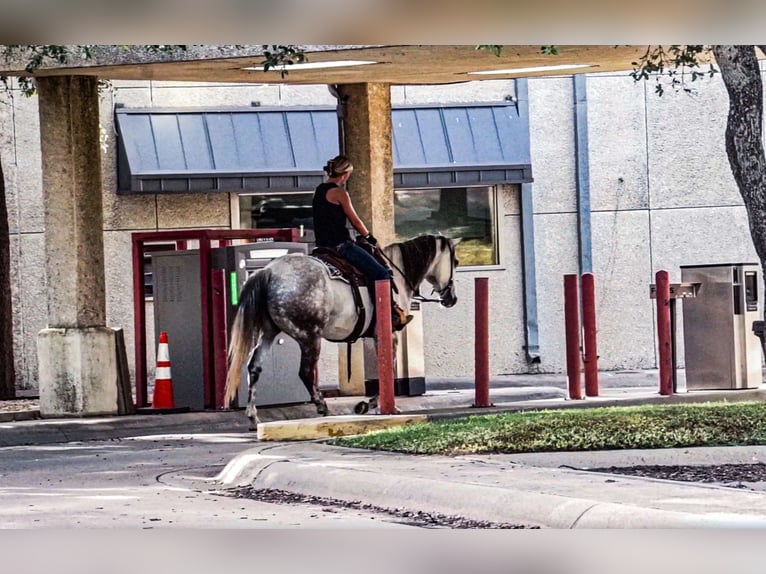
left=330, top=402, right=766, bottom=455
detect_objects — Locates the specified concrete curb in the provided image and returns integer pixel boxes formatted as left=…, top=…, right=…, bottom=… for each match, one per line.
left=217, top=448, right=766, bottom=529
left=257, top=414, right=428, bottom=441
left=0, top=410, right=40, bottom=423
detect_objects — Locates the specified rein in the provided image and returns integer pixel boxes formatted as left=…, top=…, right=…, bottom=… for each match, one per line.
left=376, top=237, right=456, bottom=304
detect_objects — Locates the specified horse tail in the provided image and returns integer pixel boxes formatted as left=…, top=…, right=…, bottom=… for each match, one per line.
left=224, top=268, right=272, bottom=405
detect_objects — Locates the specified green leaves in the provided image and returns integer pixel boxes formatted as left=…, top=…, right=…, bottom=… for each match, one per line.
left=476, top=45, right=503, bottom=57
left=475, top=45, right=559, bottom=57
left=630, top=45, right=718, bottom=96
left=1, top=45, right=189, bottom=97
left=261, top=45, right=306, bottom=78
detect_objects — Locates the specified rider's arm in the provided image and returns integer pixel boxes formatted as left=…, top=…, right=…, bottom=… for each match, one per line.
left=328, top=186, right=370, bottom=237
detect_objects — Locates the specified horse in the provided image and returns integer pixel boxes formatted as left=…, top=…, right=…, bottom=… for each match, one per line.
left=224, top=234, right=460, bottom=430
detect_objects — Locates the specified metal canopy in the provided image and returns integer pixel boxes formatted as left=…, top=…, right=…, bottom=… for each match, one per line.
left=115, top=102, right=532, bottom=194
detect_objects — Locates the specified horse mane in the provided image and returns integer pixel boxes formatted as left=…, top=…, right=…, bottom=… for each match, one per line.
left=390, top=235, right=442, bottom=289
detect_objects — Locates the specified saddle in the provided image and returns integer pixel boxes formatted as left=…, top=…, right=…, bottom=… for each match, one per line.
left=310, top=247, right=377, bottom=343
left=311, top=247, right=370, bottom=288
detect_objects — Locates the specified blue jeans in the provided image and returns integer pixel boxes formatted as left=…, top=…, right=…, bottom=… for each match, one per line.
left=337, top=241, right=392, bottom=282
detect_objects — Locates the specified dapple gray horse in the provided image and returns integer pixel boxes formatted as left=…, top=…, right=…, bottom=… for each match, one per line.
left=224, top=234, right=459, bottom=430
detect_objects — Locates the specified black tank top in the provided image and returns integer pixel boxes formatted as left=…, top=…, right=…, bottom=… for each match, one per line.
left=312, top=182, right=351, bottom=248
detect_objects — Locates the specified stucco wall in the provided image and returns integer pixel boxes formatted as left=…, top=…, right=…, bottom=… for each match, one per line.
left=3, top=73, right=762, bottom=392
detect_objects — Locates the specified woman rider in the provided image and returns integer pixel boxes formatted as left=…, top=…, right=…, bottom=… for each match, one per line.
left=312, top=155, right=413, bottom=331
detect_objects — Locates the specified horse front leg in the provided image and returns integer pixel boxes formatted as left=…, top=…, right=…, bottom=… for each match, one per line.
left=298, top=340, right=328, bottom=416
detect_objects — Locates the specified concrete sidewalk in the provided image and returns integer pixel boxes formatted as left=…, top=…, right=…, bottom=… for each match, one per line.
left=215, top=441, right=766, bottom=528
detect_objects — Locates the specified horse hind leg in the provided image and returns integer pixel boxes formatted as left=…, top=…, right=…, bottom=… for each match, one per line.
left=245, top=326, right=278, bottom=431
left=297, top=338, right=328, bottom=416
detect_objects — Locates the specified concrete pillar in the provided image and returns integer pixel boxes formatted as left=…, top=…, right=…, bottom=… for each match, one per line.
left=336, top=83, right=395, bottom=245
left=335, top=83, right=395, bottom=396
left=36, top=76, right=120, bottom=417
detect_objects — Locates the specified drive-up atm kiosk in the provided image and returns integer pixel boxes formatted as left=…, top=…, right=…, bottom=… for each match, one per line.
left=681, top=263, right=763, bottom=390
left=211, top=241, right=310, bottom=407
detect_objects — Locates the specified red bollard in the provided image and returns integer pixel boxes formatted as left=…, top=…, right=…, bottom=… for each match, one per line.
left=656, top=270, right=673, bottom=396
left=564, top=274, right=583, bottom=400
left=375, top=280, right=396, bottom=415
left=581, top=273, right=599, bottom=397
left=474, top=277, right=491, bottom=407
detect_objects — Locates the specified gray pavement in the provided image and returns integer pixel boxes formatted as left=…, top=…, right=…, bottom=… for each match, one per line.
left=4, top=370, right=766, bottom=528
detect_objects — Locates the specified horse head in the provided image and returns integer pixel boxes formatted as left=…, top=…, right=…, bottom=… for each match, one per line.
left=426, top=236, right=459, bottom=308
left=384, top=234, right=460, bottom=308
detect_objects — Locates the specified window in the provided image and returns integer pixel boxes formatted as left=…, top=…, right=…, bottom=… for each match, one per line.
left=239, top=193, right=315, bottom=243
left=394, top=187, right=499, bottom=267
left=237, top=186, right=500, bottom=267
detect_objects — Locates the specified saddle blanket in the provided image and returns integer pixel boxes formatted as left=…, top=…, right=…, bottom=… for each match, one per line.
left=309, top=256, right=350, bottom=284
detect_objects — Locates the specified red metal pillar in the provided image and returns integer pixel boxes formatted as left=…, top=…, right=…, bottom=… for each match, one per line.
left=375, top=280, right=395, bottom=415
left=211, top=269, right=229, bottom=409
left=474, top=277, right=491, bottom=407
left=564, top=274, right=583, bottom=400
left=132, top=237, right=148, bottom=407
left=656, top=270, right=673, bottom=396
left=581, top=273, right=599, bottom=397
left=199, top=236, right=214, bottom=408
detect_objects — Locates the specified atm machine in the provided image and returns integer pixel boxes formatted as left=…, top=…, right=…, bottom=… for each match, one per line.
left=212, top=241, right=311, bottom=407
left=681, top=263, right=763, bottom=390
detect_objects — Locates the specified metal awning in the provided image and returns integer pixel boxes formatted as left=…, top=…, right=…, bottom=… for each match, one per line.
left=115, top=103, right=532, bottom=194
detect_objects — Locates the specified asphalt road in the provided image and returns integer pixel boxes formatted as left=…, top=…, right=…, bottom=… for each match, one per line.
left=0, top=431, right=416, bottom=528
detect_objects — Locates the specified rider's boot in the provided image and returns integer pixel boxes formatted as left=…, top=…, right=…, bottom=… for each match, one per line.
left=391, top=301, right=414, bottom=332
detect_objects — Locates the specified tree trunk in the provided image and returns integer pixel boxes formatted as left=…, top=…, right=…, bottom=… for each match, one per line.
left=0, top=156, right=15, bottom=399
left=713, top=45, right=766, bottom=354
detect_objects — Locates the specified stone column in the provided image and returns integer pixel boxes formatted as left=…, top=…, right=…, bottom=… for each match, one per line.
left=36, top=76, right=120, bottom=416
left=336, top=83, right=395, bottom=245
left=335, top=84, right=395, bottom=396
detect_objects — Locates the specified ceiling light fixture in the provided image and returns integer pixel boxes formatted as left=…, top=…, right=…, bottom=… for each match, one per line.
left=244, top=60, right=377, bottom=72
left=469, top=64, right=593, bottom=75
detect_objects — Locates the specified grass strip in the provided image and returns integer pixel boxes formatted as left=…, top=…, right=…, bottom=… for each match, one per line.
left=331, top=402, right=766, bottom=455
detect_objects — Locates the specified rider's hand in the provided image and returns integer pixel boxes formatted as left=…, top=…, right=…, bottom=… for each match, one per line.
left=364, top=233, right=378, bottom=246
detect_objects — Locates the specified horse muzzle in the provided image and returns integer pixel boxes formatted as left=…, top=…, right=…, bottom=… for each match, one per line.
left=442, top=296, right=457, bottom=308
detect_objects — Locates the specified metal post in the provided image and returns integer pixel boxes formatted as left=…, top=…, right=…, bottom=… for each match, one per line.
left=474, top=277, right=491, bottom=407
left=375, top=280, right=395, bottom=415
left=581, top=273, right=599, bottom=397
left=656, top=270, right=673, bottom=396
left=132, top=237, right=147, bottom=407
left=573, top=75, right=593, bottom=276
left=670, top=298, right=678, bottom=393
left=564, top=274, right=583, bottom=399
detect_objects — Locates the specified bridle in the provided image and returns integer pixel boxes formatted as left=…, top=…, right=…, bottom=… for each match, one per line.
left=378, top=237, right=457, bottom=304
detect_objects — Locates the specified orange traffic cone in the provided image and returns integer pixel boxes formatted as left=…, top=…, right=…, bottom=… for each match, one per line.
left=152, top=331, right=176, bottom=409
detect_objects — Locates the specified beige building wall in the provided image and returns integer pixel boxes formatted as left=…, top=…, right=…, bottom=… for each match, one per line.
left=3, top=73, right=762, bottom=392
